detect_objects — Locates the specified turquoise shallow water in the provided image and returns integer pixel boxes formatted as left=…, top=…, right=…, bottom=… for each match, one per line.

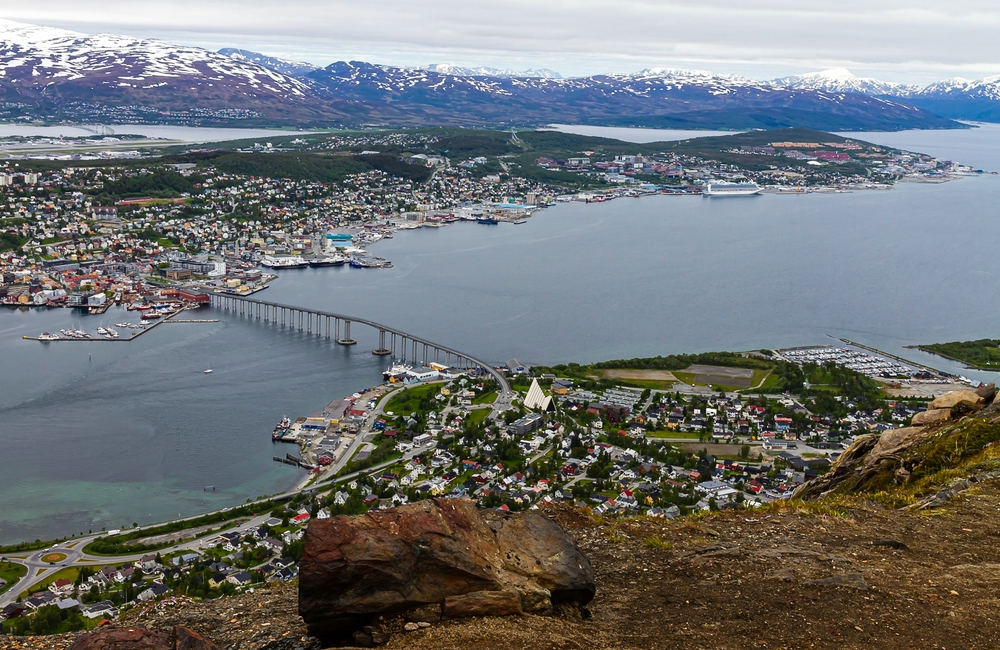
left=1, top=125, right=999, bottom=544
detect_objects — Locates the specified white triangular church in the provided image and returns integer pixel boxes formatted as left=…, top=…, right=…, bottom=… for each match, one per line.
left=524, top=378, right=552, bottom=411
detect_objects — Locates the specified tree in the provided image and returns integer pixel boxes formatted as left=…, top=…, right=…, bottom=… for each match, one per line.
left=740, top=445, right=751, bottom=460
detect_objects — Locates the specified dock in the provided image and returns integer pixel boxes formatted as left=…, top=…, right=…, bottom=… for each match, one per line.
left=838, top=338, right=952, bottom=376
left=163, top=319, right=219, bottom=323
left=22, top=310, right=216, bottom=342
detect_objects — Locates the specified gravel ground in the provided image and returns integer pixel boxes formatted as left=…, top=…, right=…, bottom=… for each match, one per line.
left=7, top=483, right=1000, bottom=649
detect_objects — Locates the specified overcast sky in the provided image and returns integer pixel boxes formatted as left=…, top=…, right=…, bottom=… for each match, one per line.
left=7, top=1, right=1000, bottom=83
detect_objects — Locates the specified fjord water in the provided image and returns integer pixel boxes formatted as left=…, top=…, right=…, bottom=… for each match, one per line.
left=2, top=126, right=999, bottom=544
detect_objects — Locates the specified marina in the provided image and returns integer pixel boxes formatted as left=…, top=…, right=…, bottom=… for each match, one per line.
left=20, top=305, right=210, bottom=342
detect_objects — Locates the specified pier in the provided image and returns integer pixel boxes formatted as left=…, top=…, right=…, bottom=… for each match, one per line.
left=208, top=293, right=512, bottom=396
left=22, top=310, right=183, bottom=342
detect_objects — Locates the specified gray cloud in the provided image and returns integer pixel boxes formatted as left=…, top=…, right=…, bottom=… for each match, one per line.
left=6, top=0, right=1000, bottom=83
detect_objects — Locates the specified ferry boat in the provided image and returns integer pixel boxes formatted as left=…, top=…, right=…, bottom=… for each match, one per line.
left=140, top=312, right=161, bottom=321
left=383, top=363, right=412, bottom=382
left=261, top=256, right=310, bottom=269
left=308, top=254, right=347, bottom=267
left=702, top=182, right=761, bottom=196
left=38, top=332, right=59, bottom=341
left=349, top=255, right=392, bottom=268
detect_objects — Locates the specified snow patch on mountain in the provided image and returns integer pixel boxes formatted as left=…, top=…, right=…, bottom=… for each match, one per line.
left=421, top=63, right=561, bottom=79
left=773, top=68, right=919, bottom=97
left=218, top=48, right=319, bottom=77
left=0, top=18, right=310, bottom=98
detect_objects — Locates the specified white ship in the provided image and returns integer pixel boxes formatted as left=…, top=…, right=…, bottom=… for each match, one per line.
left=260, top=255, right=309, bottom=269
left=383, top=363, right=412, bottom=382
left=703, top=182, right=761, bottom=196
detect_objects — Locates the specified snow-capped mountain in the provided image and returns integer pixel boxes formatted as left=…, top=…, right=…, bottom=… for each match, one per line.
left=773, top=68, right=919, bottom=97
left=0, top=18, right=979, bottom=129
left=0, top=19, right=344, bottom=123
left=771, top=68, right=1000, bottom=121
left=218, top=48, right=319, bottom=77
left=421, top=64, right=561, bottom=79
left=906, top=76, right=1000, bottom=121
left=304, top=61, right=958, bottom=130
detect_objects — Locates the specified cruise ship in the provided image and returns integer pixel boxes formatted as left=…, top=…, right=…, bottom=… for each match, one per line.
left=702, top=182, right=761, bottom=196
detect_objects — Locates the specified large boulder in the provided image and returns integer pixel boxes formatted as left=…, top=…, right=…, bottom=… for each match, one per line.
left=299, top=498, right=594, bottom=642
left=912, top=409, right=951, bottom=426
left=69, top=627, right=217, bottom=650
left=491, top=510, right=595, bottom=605
left=930, top=390, right=984, bottom=410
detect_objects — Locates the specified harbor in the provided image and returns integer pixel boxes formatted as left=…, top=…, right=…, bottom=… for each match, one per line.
left=21, top=304, right=213, bottom=342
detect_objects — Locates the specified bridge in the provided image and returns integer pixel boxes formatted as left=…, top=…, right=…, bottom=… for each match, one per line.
left=209, top=293, right=512, bottom=397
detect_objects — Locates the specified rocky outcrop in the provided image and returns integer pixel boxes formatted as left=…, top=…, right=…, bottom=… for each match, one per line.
left=930, top=390, right=985, bottom=410
left=298, top=498, right=594, bottom=642
left=68, top=627, right=217, bottom=650
left=794, top=425, right=938, bottom=499
left=912, top=409, right=951, bottom=425
left=795, top=389, right=1000, bottom=500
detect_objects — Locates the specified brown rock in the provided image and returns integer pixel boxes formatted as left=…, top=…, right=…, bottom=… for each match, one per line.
left=930, top=390, right=984, bottom=410
left=299, top=498, right=594, bottom=642
left=976, top=383, right=996, bottom=402
left=912, top=409, right=951, bottom=425
left=443, top=590, right=523, bottom=618
left=69, top=628, right=173, bottom=650
left=68, top=627, right=217, bottom=650
left=491, top=511, right=596, bottom=605
left=172, top=627, right=217, bottom=650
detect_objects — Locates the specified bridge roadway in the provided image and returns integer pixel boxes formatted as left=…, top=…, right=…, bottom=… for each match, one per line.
left=209, top=292, right=512, bottom=400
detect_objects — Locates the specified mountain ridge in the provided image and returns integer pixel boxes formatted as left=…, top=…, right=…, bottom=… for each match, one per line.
left=0, top=19, right=986, bottom=130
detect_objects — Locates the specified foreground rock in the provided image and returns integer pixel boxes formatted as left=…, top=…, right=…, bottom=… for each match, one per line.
left=298, top=498, right=594, bottom=642
left=68, top=627, right=216, bottom=650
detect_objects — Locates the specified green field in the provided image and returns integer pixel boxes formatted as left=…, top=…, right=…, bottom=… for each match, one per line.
left=468, top=409, right=490, bottom=426
left=472, top=390, right=498, bottom=405
left=20, top=566, right=83, bottom=598
left=614, top=378, right=675, bottom=390
left=919, top=339, right=1000, bottom=370
left=383, top=383, right=442, bottom=416
left=0, top=561, right=27, bottom=595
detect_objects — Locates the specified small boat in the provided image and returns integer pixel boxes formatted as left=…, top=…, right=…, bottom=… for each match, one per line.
left=203, top=369, right=213, bottom=374
left=512, top=219, right=527, bottom=224
left=38, top=332, right=59, bottom=341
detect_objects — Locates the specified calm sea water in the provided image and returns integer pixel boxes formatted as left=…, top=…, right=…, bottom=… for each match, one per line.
left=1, top=125, right=999, bottom=544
